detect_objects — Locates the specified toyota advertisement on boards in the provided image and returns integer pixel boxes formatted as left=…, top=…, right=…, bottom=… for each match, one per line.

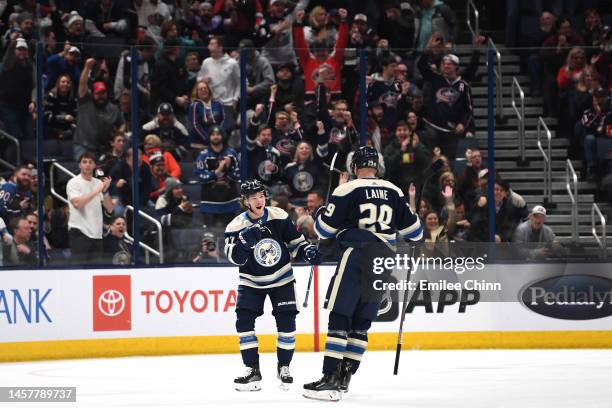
left=1, top=264, right=612, bottom=344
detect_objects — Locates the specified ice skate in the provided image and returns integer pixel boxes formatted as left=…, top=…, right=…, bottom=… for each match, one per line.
left=277, top=364, right=293, bottom=391
left=339, top=361, right=352, bottom=393
left=234, top=364, right=262, bottom=392
left=302, top=373, right=342, bottom=401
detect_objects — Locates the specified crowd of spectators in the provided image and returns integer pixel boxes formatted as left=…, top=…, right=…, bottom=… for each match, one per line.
left=0, top=0, right=608, bottom=266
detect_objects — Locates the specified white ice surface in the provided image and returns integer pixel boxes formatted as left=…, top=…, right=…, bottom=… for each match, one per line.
left=0, top=349, right=611, bottom=408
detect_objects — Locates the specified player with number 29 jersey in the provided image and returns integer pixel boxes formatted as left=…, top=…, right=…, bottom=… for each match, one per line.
left=303, top=146, right=422, bottom=402
left=315, top=178, right=423, bottom=246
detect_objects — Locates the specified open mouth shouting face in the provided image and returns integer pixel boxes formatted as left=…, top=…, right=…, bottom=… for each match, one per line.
left=246, top=191, right=266, bottom=218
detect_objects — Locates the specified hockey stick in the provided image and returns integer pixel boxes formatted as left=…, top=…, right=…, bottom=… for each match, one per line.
left=303, top=151, right=338, bottom=308
left=393, top=159, right=444, bottom=375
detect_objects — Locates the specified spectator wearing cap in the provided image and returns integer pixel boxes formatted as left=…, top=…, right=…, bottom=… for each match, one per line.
left=74, top=58, right=124, bottom=161
left=142, top=102, right=190, bottom=160
left=2, top=12, right=36, bottom=50
left=45, top=42, right=81, bottom=92
left=148, top=151, right=170, bottom=202
left=44, top=74, right=78, bottom=140
left=194, top=126, right=241, bottom=225
left=52, top=10, right=105, bottom=45
left=0, top=37, right=34, bottom=140
left=114, top=35, right=156, bottom=107
left=576, top=87, right=611, bottom=181
left=192, top=232, right=222, bottom=263
left=155, top=177, right=194, bottom=230
left=513, top=205, right=563, bottom=260
left=142, top=134, right=181, bottom=179
left=150, top=38, right=189, bottom=117
left=257, top=0, right=296, bottom=66
left=237, top=38, right=276, bottom=107
left=292, top=7, right=348, bottom=102
left=197, top=36, right=240, bottom=129
left=417, top=49, right=474, bottom=160
left=188, top=79, right=225, bottom=150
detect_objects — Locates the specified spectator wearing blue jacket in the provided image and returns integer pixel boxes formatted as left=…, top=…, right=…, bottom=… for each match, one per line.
left=44, top=44, right=81, bottom=92
left=194, top=126, right=240, bottom=226
left=188, top=79, right=225, bottom=150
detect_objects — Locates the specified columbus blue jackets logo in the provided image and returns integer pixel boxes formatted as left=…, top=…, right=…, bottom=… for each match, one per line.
left=435, top=86, right=460, bottom=106
left=293, top=171, right=314, bottom=192
left=254, top=238, right=282, bottom=267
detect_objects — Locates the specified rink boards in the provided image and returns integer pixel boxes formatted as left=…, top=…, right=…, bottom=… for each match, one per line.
left=1, top=265, right=612, bottom=362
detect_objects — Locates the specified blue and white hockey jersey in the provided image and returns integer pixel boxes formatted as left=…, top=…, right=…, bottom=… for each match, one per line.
left=0, top=181, right=32, bottom=221
left=315, top=178, right=423, bottom=245
left=224, top=207, right=309, bottom=289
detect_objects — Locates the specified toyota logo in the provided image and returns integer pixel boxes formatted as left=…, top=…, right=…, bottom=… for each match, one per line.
left=98, top=290, right=125, bottom=317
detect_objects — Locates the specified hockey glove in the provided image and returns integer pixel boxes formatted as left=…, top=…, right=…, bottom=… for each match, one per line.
left=303, top=244, right=322, bottom=265
left=312, top=205, right=327, bottom=220
left=238, top=224, right=263, bottom=250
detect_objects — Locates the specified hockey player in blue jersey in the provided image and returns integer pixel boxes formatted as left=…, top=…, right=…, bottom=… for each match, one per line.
left=224, top=180, right=321, bottom=392
left=303, top=146, right=423, bottom=401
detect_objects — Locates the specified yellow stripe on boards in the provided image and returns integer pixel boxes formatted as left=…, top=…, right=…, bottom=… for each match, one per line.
left=2, top=331, right=612, bottom=363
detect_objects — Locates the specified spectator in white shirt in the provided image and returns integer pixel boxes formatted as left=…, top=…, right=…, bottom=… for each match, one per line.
left=66, top=152, right=115, bottom=265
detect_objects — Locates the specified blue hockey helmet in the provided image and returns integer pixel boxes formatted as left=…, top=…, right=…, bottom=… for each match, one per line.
left=351, top=145, right=379, bottom=171
left=240, top=179, right=267, bottom=199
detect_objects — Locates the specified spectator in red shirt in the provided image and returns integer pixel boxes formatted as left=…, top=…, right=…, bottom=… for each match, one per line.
left=293, top=8, right=348, bottom=103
